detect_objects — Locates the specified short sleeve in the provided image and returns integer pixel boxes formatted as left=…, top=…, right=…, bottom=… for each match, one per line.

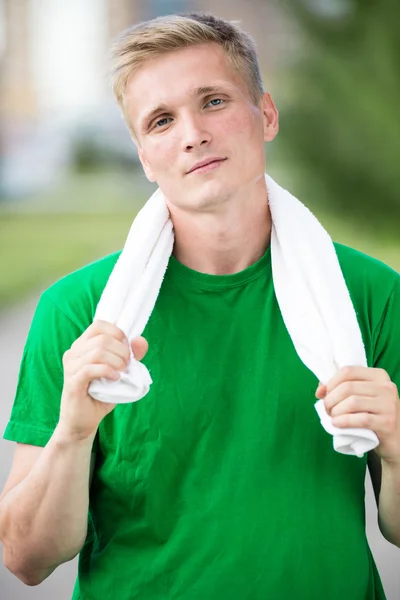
left=372, top=277, right=400, bottom=390
left=3, top=292, right=83, bottom=447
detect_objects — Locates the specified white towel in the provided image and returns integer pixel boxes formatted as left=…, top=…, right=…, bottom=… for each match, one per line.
left=88, top=174, right=379, bottom=457
left=89, top=189, right=174, bottom=403
left=266, top=176, right=379, bottom=456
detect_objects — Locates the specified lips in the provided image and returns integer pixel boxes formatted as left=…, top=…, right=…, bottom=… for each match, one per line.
left=187, top=157, right=226, bottom=174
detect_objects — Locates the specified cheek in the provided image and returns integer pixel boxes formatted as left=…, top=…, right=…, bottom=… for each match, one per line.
left=217, top=110, right=262, bottom=142
left=143, top=135, right=180, bottom=173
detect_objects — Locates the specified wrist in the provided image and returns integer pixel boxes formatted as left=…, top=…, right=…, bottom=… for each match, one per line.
left=381, top=455, right=400, bottom=472
left=54, top=420, right=97, bottom=447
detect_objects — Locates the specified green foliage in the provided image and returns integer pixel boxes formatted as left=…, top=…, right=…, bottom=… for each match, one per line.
left=71, top=130, right=139, bottom=174
left=0, top=212, right=136, bottom=310
left=1, top=202, right=398, bottom=312
left=277, top=0, right=400, bottom=232
left=0, top=170, right=153, bottom=311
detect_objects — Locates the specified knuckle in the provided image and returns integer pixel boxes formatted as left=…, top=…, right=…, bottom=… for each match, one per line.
left=114, top=327, right=127, bottom=342
left=83, top=364, right=101, bottom=382
left=384, top=381, right=398, bottom=394
left=93, top=319, right=108, bottom=330
left=344, top=381, right=354, bottom=395
left=384, top=414, right=395, bottom=430
left=330, top=404, right=339, bottom=417
left=96, top=333, right=108, bottom=348
left=377, top=368, right=390, bottom=381
left=87, top=321, right=101, bottom=336
left=348, top=395, right=358, bottom=411
left=359, top=414, right=370, bottom=428
left=341, top=366, right=352, bottom=378
left=92, top=321, right=113, bottom=338
left=91, top=348, right=104, bottom=363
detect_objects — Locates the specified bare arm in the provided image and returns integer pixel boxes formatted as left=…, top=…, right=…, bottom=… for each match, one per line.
left=367, top=449, right=381, bottom=507
left=0, top=430, right=96, bottom=586
left=318, top=367, right=400, bottom=548
left=0, top=321, right=148, bottom=586
left=368, top=449, right=400, bottom=547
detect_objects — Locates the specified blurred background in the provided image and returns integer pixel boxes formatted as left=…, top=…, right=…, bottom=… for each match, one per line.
left=0, top=0, right=399, bottom=598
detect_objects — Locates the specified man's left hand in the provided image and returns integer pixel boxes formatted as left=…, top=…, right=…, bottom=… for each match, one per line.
left=315, top=367, right=400, bottom=463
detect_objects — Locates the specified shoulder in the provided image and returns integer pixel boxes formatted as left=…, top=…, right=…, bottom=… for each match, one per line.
left=333, top=241, right=399, bottom=295
left=40, top=251, right=122, bottom=331
left=333, top=241, right=399, bottom=345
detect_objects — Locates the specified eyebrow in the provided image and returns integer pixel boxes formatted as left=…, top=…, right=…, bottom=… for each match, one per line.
left=192, top=85, right=220, bottom=97
left=139, top=104, right=169, bottom=133
left=139, top=85, right=227, bottom=133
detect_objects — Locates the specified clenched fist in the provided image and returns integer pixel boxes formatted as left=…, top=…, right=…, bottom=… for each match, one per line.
left=58, top=321, right=148, bottom=441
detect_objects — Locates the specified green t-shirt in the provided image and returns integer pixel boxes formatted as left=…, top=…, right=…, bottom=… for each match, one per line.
left=4, top=242, right=400, bottom=600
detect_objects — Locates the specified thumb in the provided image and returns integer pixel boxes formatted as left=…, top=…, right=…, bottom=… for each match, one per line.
left=315, top=382, right=327, bottom=399
left=131, top=336, right=149, bottom=361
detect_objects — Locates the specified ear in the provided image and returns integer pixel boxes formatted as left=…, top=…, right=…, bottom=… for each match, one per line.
left=138, top=147, right=157, bottom=183
left=261, top=92, right=279, bottom=142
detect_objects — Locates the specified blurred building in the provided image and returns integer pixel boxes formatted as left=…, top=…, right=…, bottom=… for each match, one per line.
left=1, top=0, right=36, bottom=119
left=0, top=0, right=113, bottom=196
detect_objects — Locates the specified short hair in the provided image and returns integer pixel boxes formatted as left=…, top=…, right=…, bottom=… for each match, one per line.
left=110, top=12, right=265, bottom=135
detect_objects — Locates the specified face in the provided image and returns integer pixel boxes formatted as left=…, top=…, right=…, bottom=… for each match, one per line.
left=124, top=43, right=279, bottom=212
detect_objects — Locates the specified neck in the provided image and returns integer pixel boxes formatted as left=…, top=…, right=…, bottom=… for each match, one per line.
left=168, top=178, right=272, bottom=275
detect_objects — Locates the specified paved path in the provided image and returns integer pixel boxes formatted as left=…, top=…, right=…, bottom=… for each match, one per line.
left=0, top=298, right=77, bottom=600
left=0, top=299, right=399, bottom=599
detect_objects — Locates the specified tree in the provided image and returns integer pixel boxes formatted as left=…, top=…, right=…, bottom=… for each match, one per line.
left=276, top=0, right=400, bottom=233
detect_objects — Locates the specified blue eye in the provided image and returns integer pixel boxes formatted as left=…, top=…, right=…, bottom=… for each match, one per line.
left=207, top=98, right=224, bottom=107
left=155, top=117, right=171, bottom=128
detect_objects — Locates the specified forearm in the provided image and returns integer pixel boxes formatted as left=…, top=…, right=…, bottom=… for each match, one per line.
left=0, top=423, right=95, bottom=584
left=377, top=459, right=400, bottom=548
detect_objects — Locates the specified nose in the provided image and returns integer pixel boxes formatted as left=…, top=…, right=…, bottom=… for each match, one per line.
left=181, top=113, right=211, bottom=152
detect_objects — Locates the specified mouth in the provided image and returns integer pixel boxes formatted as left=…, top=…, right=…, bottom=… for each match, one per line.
left=187, top=158, right=227, bottom=175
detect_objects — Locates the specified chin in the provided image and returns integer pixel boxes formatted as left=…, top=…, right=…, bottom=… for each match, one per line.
left=193, top=178, right=232, bottom=209
left=164, top=177, right=232, bottom=212
left=193, top=190, right=229, bottom=211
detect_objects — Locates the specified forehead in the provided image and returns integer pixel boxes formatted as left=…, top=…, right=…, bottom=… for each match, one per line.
left=124, top=43, right=248, bottom=122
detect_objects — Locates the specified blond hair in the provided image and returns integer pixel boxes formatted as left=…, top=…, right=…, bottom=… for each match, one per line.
left=110, top=12, right=265, bottom=134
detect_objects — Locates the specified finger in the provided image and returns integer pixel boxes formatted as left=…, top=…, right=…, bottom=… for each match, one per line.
left=315, top=383, right=327, bottom=399
left=330, top=395, right=390, bottom=418
left=69, top=363, right=121, bottom=393
left=131, top=336, right=149, bottom=361
left=325, top=367, right=390, bottom=395
left=68, top=348, right=129, bottom=375
left=324, top=381, right=383, bottom=413
left=78, top=321, right=127, bottom=344
left=72, top=334, right=131, bottom=362
left=331, top=412, right=384, bottom=431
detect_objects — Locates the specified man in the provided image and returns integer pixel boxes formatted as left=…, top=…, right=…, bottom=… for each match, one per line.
left=1, top=12, right=399, bottom=600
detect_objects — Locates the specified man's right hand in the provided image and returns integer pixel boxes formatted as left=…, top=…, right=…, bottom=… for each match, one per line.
left=58, top=320, right=149, bottom=442
left=0, top=319, right=149, bottom=584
